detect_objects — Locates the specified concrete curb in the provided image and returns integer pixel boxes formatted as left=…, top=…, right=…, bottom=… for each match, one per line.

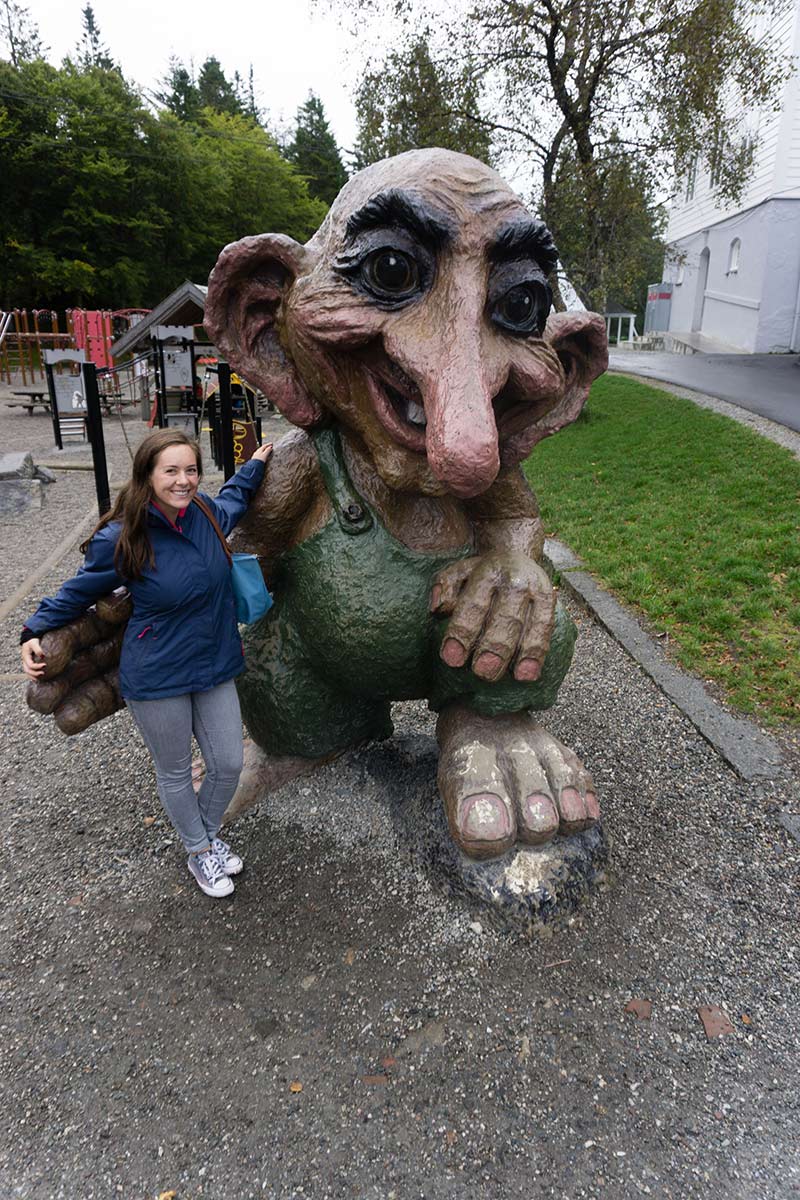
left=543, top=538, right=783, bottom=782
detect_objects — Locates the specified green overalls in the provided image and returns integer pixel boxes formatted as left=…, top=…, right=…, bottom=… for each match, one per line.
left=237, top=427, right=577, bottom=759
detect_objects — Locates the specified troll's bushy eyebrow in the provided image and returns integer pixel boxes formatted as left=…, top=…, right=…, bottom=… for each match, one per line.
left=490, top=218, right=559, bottom=274
left=345, top=189, right=456, bottom=250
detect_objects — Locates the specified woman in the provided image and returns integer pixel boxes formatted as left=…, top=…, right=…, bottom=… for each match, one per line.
left=20, top=428, right=272, bottom=899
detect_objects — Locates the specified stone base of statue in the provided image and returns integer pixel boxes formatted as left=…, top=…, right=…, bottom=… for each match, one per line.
left=371, top=734, right=608, bottom=935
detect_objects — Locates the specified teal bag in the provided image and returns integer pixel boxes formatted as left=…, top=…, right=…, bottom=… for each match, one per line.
left=193, top=496, right=273, bottom=626
left=231, top=553, right=273, bottom=624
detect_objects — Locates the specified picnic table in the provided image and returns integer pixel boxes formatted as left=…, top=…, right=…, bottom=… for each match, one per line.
left=7, top=389, right=50, bottom=414
left=7, top=388, right=121, bottom=416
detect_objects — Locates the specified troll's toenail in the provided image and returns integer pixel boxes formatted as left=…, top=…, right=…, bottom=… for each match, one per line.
left=515, top=658, right=541, bottom=681
left=524, top=793, right=558, bottom=834
left=559, top=786, right=584, bottom=823
left=442, top=639, right=467, bottom=667
left=459, top=793, right=512, bottom=841
left=586, top=791, right=600, bottom=821
left=474, top=652, right=503, bottom=678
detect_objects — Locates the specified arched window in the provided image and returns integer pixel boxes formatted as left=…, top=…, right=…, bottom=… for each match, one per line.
left=727, top=238, right=741, bottom=275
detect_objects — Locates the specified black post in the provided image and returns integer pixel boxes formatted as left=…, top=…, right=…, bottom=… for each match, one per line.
left=82, top=362, right=111, bottom=515
left=155, top=338, right=167, bottom=428
left=217, top=361, right=236, bottom=480
left=207, top=390, right=220, bottom=469
left=44, top=361, right=63, bottom=450
left=188, top=339, right=198, bottom=412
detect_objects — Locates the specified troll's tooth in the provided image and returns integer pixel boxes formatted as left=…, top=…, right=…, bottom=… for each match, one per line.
left=406, top=399, right=427, bottom=427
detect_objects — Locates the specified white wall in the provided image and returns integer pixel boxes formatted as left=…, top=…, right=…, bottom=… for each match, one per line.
left=758, top=200, right=800, bottom=351
left=664, top=199, right=800, bottom=351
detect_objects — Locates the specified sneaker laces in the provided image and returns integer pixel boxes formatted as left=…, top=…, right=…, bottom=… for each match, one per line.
left=196, top=850, right=226, bottom=885
left=211, top=837, right=230, bottom=865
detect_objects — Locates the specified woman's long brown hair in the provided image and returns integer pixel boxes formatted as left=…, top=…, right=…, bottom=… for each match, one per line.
left=80, top=428, right=203, bottom=580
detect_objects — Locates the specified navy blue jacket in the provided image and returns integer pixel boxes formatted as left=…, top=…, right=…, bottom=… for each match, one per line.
left=25, top=458, right=266, bottom=701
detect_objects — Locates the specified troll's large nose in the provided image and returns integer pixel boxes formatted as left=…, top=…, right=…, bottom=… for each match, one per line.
left=384, top=295, right=508, bottom=498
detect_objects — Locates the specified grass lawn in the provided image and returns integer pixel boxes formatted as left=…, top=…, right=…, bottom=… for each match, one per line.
left=524, top=373, right=800, bottom=725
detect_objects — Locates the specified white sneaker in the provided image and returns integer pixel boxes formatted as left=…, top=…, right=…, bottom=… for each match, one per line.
left=211, top=837, right=243, bottom=876
left=187, top=850, right=234, bottom=897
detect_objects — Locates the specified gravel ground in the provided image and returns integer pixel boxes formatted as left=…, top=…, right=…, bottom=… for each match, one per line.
left=1, top=379, right=799, bottom=1200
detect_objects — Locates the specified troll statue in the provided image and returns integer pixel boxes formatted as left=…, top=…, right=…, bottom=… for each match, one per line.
left=28, top=149, right=608, bottom=866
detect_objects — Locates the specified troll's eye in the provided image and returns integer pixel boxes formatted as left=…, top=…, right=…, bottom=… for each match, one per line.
left=362, top=249, right=419, bottom=297
left=494, top=282, right=550, bottom=335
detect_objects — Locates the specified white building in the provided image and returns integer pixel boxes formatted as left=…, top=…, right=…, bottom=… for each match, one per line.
left=663, top=0, right=800, bottom=353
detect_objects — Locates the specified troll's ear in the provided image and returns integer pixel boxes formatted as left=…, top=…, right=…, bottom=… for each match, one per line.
left=535, top=310, right=609, bottom=439
left=204, top=233, right=323, bottom=427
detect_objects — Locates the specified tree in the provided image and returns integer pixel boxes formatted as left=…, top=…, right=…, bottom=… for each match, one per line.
left=331, top=0, right=790, bottom=312
left=286, top=92, right=347, bottom=204
left=0, top=0, right=44, bottom=65
left=352, top=36, right=492, bottom=168
left=0, top=55, right=328, bottom=309
left=548, top=142, right=666, bottom=318
left=197, top=56, right=243, bottom=117
left=156, top=55, right=201, bottom=123
left=76, top=3, right=114, bottom=70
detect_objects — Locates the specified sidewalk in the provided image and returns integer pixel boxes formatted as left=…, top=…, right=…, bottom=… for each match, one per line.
left=1, top=386, right=798, bottom=1199
left=609, top=349, right=800, bottom=433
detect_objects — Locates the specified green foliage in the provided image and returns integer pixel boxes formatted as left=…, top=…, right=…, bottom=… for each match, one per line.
left=548, top=141, right=667, bottom=317
left=353, top=36, right=492, bottom=168
left=197, top=56, right=244, bottom=117
left=524, top=375, right=800, bottom=724
left=286, top=92, right=347, bottom=205
left=76, top=4, right=113, bottom=71
left=156, top=55, right=201, bottom=123
left=0, top=54, right=328, bottom=309
left=334, top=0, right=790, bottom=313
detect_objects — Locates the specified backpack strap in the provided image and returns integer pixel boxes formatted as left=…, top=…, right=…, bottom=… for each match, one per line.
left=192, top=496, right=233, bottom=566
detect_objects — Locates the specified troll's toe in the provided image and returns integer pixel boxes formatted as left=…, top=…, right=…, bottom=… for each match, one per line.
left=451, top=791, right=515, bottom=859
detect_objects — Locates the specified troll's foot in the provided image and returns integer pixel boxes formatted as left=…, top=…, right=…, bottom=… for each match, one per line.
left=436, top=705, right=599, bottom=859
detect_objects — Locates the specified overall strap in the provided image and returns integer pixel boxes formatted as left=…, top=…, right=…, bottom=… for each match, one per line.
left=192, top=496, right=233, bottom=566
left=311, top=426, right=373, bottom=536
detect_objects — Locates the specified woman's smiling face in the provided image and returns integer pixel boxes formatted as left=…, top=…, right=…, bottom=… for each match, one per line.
left=149, top=444, right=200, bottom=518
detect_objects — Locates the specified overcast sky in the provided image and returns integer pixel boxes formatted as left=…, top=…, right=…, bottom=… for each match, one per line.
left=28, top=0, right=360, bottom=150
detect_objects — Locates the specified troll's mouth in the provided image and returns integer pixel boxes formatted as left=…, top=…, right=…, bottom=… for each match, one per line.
left=385, top=380, right=427, bottom=429
left=363, top=362, right=428, bottom=453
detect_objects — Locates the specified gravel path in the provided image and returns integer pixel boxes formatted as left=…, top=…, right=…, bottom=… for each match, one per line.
left=1, top=380, right=798, bottom=1200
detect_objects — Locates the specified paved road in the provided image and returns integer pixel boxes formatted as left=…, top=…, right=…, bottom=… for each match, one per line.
left=609, top=349, right=800, bottom=432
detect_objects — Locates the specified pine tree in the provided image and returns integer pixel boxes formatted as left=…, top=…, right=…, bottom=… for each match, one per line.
left=197, top=57, right=243, bottom=117
left=353, top=38, right=491, bottom=169
left=286, top=93, right=347, bottom=205
left=76, top=4, right=113, bottom=70
left=156, top=55, right=200, bottom=122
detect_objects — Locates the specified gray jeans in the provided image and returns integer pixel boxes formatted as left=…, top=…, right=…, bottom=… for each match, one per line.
left=127, top=680, right=244, bottom=854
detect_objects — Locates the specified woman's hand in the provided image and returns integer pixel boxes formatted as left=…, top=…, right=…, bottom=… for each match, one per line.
left=21, top=638, right=46, bottom=679
left=251, top=443, right=274, bottom=464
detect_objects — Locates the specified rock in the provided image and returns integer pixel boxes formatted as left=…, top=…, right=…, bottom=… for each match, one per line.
left=0, top=477, right=44, bottom=514
left=397, top=1020, right=446, bottom=1057
left=624, top=998, right=653, bottom=1020
left=0, top=451, right=35, bottom=479
left=697, top=1005, right=735, bottom=1039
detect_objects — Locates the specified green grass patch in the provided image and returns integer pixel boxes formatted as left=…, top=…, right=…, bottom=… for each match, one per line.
left=524, top=373, right=800, bottom=724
